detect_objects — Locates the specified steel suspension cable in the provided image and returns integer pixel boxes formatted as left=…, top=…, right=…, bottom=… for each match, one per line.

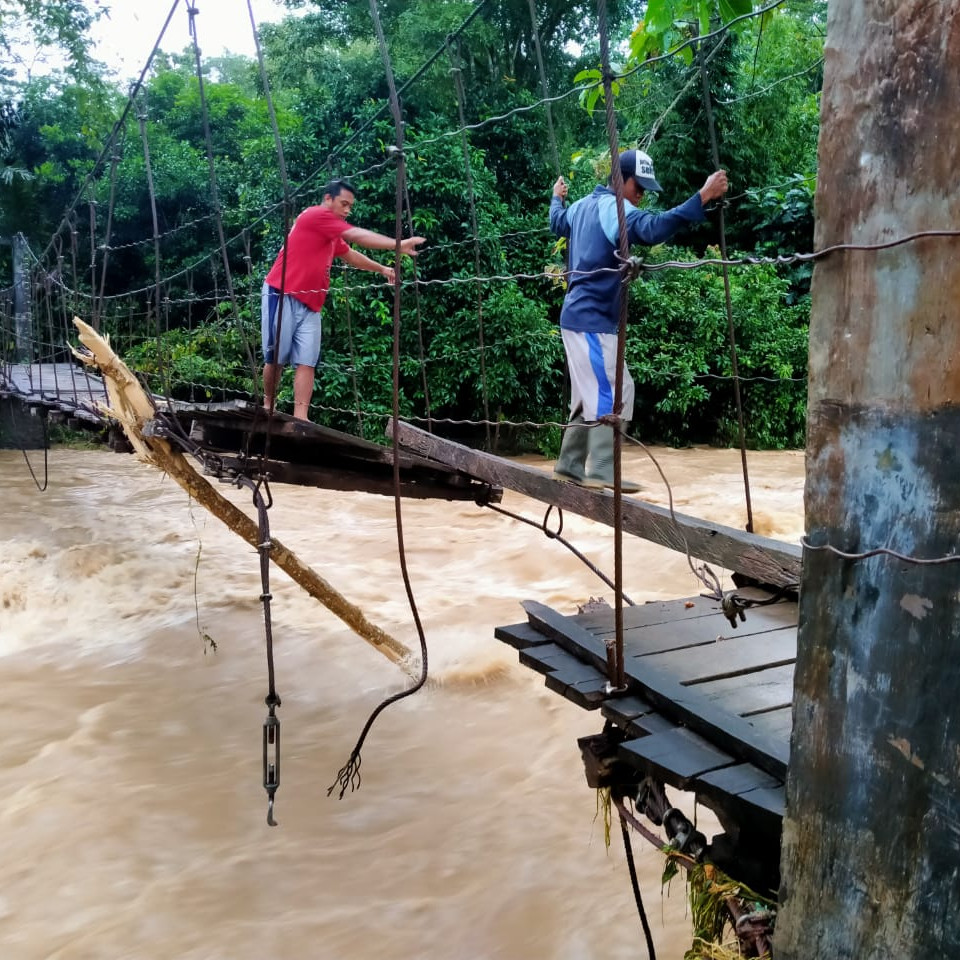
left=402, top=181, right=433, bottom=431
left=87, top=200, right=98, bottom=327
left=526, top=0, right=561, bottom=176
left=447, top=37, right=492, bottom=449
left=340, top=264, right=365, bottom=436
left=235, top=474, right=282, bottom=826
left=247, top=0, right=295, bottom=427
left=186, top=2, right=245, bottom=372
left=137, top=98, right=171, bottom=400
left=316, top=0, right=491, bottom=179
left=36, top=0, right=183, bottom=266
left=95, top=136, right=124, bottom=332
left=699, top=32, right=754, bottom=533
left=596, top=0, right=628, bottom=693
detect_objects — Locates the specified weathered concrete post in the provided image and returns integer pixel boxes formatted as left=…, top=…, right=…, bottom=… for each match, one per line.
left=776, top=2, right=960, bottom=956
left=13, top=232, right=32, bottom=362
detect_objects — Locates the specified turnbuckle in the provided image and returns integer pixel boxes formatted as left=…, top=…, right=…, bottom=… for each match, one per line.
left=262, top=703, right=281, bottom=826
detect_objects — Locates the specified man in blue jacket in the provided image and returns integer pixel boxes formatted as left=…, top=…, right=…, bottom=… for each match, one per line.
left=549, top=149, right=728, bottom=492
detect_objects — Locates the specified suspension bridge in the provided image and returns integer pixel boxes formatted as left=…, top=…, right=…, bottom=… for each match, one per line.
left=6, top=0, right=959, bottom=955
left=0, top=0, right=829, bottom=941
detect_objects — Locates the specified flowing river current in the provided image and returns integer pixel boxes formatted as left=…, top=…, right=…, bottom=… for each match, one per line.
left=0, top=444, right=804, bottom=959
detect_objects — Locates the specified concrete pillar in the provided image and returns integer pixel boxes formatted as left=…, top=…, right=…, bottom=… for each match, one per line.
left=776, top=2, right=960, bottom=956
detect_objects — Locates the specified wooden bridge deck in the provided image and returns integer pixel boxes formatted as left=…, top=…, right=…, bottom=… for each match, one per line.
left=149, top=402, right=504, bottom=503
left=495, top=587, right=797, bottom=889
left=0, top=362, right=108, bottom=424
left=0, top=367, right=803, bottom=585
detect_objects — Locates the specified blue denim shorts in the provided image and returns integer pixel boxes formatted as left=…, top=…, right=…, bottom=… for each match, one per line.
left=261, top=283, right=322, bottom=367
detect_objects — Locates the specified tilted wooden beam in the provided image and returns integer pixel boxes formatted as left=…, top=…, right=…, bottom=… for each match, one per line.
left=71, top=317, right=416, bottom=675
left=389, top=419, right=801, bottom=587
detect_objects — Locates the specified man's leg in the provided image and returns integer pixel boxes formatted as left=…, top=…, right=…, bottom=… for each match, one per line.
left=261, top=283, right=285, bottom=412
left=262, top=362, right=281, bottom=411
left=583, top=343, right=641, bottom=493
left=292, top=364, right=316, bottom=420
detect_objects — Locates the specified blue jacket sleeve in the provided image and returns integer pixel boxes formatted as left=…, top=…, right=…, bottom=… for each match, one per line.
left=550, top=195, right=570, bottom=238
left=626, top=193, right=705, bottom=245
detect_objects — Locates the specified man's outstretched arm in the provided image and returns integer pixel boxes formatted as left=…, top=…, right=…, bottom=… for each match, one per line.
left=339, top=246, right=397, bottom=285
left=341, top=227, right=425, bottom=257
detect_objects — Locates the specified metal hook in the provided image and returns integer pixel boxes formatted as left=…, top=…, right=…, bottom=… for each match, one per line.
left=267, top=797, right=278, bottom=827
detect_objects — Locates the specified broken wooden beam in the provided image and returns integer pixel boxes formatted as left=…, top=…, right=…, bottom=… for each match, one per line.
left=389, top=419, right=801, bottom=587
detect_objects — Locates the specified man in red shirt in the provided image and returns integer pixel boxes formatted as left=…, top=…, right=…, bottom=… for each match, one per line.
left=262, top=179, right=425, bottom=420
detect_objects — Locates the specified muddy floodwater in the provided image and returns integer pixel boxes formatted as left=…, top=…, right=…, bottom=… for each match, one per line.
left=0, top=444, right=804, bottom=959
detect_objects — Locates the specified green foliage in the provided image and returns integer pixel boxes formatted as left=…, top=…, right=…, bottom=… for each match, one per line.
left=0, top=0, right=106, bottom=97
left=628, top=246, right=808, bottom=448
left=4, top=0, right=822, bottom=452
left=122, top=313, right=260, bottom=401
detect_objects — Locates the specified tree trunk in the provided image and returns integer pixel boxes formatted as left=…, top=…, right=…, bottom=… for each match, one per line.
left=776, top=2, right=960, bottom=956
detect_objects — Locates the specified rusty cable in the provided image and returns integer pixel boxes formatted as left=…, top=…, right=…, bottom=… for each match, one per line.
left=235, top=474, right=282, bottom=826
left=597, top=0, right=628, bottom=692
left=447, top=37, right=492, bottom=449
left=482, top=500, right=636, bottom=606
left=699, top=30, right=754, bottom=534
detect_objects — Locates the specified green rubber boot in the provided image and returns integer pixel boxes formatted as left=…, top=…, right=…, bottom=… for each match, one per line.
left=585, top=423, right=642, bottom=494
left=554, top=416, right=604, bottom=488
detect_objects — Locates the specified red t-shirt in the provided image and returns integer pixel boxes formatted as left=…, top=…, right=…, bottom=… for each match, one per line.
left=265, top=206, right=353, bottom=312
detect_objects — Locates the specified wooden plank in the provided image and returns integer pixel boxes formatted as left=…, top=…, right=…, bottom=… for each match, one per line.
left=523, top=599, right=789, bottom=778
left=5, top=363, right=107, bottom=403
left=695, top=763, right=785, bottom=833
left=629, top=599, right=796, bottom=638
left=494, top=621, right=554, bottom=650
left=575, top=595, right=727, bottom=633
left=519, top=643, right=604, bottom=682
left=601, top=693, right=659, bottom=722
left=623, top=711, right=678, bottom=739
left=390, top=419, right=802, bottom=588
left=166, top=412, right=503, bottom=502
left=696, top=762, right=782, bottom=797
left=600, top=695, right=677, bottom=736
left=737, top=785, right=785, bottom=820
left=599, top=604, right=798, bottom=661
left=642, top=627, right=796, bottom=685
left=200, top=455, right=494, bottom=502
left=741, top=706, right=794, bottom=740
left=592, top=596, right=797, bottom=642
left=544, top=672, right=609, bottom=709
left=619, top=728, right=737, bottom=788
left=693, top=664, right=795, bottom=717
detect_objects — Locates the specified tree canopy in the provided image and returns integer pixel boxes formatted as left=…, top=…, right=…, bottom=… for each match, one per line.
left=1, top=0, right=823, bottom=450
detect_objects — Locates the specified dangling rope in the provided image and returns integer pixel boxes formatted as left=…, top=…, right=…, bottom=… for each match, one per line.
left=698, top=32, right=754, bottom=533
left=596, top=0, right=628, bottom=693
left=447, top=37, right=493, bottom=450
left=328, top=0, right=432, bottom=800
left=620, top=815, right=658, bottom=960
